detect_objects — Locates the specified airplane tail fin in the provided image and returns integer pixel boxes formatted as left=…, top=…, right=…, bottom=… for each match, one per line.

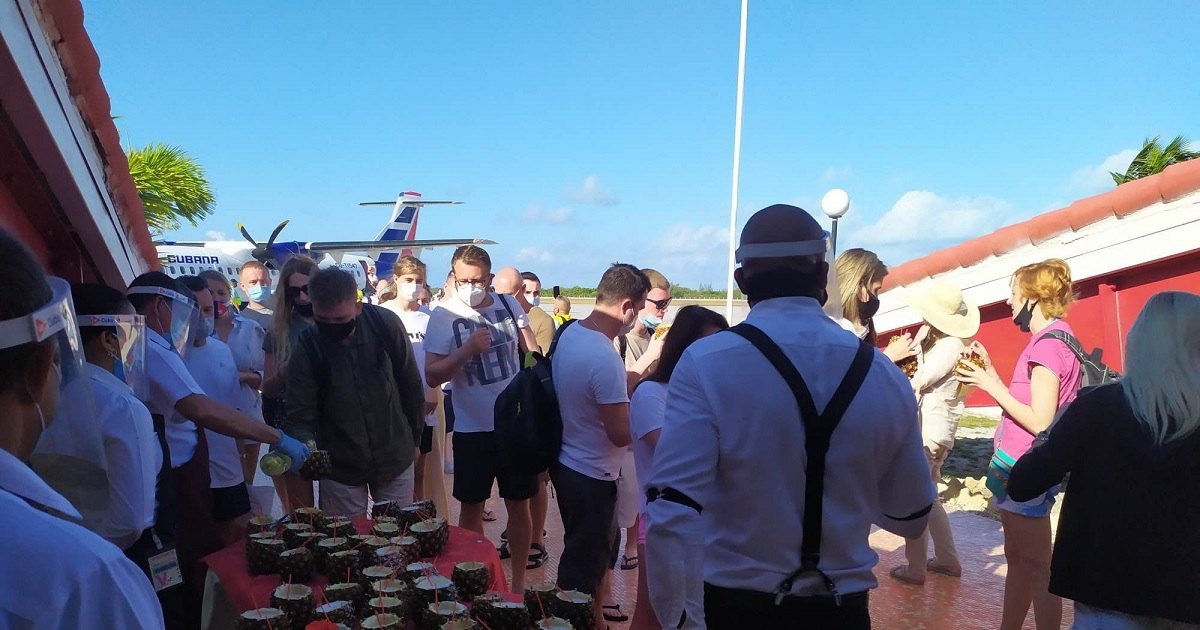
left=372, top=192, right=422, bottom=276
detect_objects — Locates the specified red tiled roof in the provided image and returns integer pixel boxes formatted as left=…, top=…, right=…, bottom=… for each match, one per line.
left=38, top=0, right=158, bottom=271
left=882, top=159, right=1200, bottom=290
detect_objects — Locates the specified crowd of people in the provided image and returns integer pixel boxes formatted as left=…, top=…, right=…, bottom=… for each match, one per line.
left=0, top=200, right=1198, bottom=630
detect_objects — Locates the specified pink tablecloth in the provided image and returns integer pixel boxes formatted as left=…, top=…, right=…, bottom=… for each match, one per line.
left=199, top=521, right=506, bottom=616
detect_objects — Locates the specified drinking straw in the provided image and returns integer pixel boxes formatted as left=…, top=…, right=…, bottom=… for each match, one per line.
left=249, top=594, right=274, bottom=630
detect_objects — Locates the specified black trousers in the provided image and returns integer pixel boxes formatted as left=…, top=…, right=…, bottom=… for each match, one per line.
left=704, top=583, right=871, bottom=630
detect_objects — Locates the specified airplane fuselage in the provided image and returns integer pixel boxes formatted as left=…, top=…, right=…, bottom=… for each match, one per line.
left=158, top=243, right=371, bottom=299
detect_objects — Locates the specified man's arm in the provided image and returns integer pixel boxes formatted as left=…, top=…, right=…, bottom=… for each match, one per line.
left=176, top=395, right=282, bottom=445
left=281, top=337, right=318, bottom=444
left=426, top=328, right=490, bottom=387
left=599, top=403, right=632, bottom=448
left=645, top=352, right=714, bottom=629
left=875, top=390, right=935, bottom=539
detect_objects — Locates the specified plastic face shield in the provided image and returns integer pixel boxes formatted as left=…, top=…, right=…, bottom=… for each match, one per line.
left=734, top=232, right=844, bottom=319
left=128, top=286, right=195, bottom=355
left=76, top=314, right=148, bottom=400
left=0, top=278, right=108, bottom=527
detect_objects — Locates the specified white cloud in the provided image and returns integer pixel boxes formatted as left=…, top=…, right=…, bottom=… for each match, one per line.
left=515, top=247, right=554, bottom=264
left=821, top=165, right=852, bottom=183
left=1067, top=148, right=1137, bottom=193
left=853, top=190, right=1013, bottom=246
left=523, top=204, right=574, bottom=224
left=205, top=230, right=228, bottom=241
left=563, top=175, right=618, bottom=206
left=657, top=223, right=730, bottom=262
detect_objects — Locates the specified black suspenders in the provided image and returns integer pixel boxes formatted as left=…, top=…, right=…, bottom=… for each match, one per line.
left=729, top=324, right=875, bottom=605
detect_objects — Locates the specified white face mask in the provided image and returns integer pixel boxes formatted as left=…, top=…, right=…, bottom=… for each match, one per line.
left=457, top=283, right=487, bottom=308
left=618, top=310, right=636, bottom=336
left=398, top=281, right=422, bottom=302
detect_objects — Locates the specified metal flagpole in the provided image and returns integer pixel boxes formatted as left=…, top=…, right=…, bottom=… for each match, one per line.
left=725, top=0, right=749, bottom=323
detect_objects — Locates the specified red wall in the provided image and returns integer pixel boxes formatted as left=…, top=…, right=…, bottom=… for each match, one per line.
left=886, top=251, right=1200, bottom=407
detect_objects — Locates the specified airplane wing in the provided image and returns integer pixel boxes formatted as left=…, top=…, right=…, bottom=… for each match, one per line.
left=154, top=241, right=210, bottom=247
left=304, top=238, right=496, bottom=253
left=358, top=201, right=463, bottom=207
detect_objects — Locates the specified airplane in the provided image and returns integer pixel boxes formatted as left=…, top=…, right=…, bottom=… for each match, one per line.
left=157, top=191, right=494, bottom=296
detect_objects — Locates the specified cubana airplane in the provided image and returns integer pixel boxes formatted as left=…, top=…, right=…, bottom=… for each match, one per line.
left=157, top=191, right=494, bottom=293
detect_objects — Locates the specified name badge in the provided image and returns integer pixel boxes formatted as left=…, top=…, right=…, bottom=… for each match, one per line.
left=148, top=547, right=183, bottom=592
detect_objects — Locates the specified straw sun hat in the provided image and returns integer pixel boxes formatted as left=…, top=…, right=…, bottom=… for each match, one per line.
left=904, top=280, right=980, bottom=339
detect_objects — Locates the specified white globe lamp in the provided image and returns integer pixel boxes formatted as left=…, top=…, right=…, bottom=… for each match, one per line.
left=821, top=188, right=851, bottom=219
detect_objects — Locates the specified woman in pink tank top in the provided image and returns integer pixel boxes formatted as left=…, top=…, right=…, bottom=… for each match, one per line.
left=956, top=259, right=1082, bottom=630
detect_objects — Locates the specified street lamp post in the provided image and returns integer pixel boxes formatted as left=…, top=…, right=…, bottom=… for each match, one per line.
left=820, top=189, right=851, bottom=320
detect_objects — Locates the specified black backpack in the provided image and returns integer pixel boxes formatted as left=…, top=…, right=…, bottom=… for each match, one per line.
left=493, top=319, right=576, bottom=476
left=1038, top=329, right=1120, bottom=388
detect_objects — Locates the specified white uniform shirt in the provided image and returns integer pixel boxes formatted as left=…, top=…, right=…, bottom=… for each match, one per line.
left=552, top=322, right=630, bottom=480
left=77, top=363, right=160, bottom=549
left=223, top=313, right=266, bottom=423
left=0, top=448, right=165, bottom=629
left=629, top=380, right=668, bottom=516
left=385, top=303, right=438, bottom=427
left=144, top=329, right=205, bottom=468
left=425, top=293, right=528, bottom=433
left=185, top=339, right=245, bottom=489
left=645, top=297, right=933, bottom=628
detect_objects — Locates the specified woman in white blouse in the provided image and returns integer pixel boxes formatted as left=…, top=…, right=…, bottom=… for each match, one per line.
left=628, top=305, right=729, bottom=629
left=889, top=280, right=979, bottom=585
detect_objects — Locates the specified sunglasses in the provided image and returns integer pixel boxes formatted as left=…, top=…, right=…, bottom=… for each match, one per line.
left=650, top=297, right=672, bottom=311
left=285, top=285, right=310, bottom=299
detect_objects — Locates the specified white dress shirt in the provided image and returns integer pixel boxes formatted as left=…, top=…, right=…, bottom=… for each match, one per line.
left=81, top=363, right=160, bottom=549
left=645, top=297, right=933, bottom=628
left=223, top=313, right=266, bottom=424
left=0, top=448, right=165, bottom=629
left=185, top=339, right=245, bottom=489
left=144, top=329, right=205, bottom=468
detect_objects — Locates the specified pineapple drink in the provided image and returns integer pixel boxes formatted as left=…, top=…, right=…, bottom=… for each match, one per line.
left=551, top=590, right=595, bottom=630
left=360, top=612, right=402, bottom=629
left=524, top=583, right=557, bottom=621
left=235, top=607, right=287, bottom=630
left=956, top=354, right=987, bottom=398
left=451, top=562, right=490, bottom=600
left=424, top=601, right=469, bottom=630
left=441, top=618, right=479, bottom=630
left=537, top=618, right=574, bottom=630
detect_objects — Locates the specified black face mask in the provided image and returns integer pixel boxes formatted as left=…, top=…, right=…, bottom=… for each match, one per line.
left=317, top=318, right=356, bottom=342
left=739, top=268, right=825, bottom=305
left=859, top=293, right=881, bottom=320
left=294, top=302, right=314, bottom=318
left=1013, top=300, right=1035, bottom=333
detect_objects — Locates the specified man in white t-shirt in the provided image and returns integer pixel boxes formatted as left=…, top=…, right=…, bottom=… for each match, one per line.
left=381, top=255, right=440, bottom=500
left=426, top=245, right=539, bottom=592
left=180, top=276, right=252, bottom=546
left=551, top=263, right=650, bottom=628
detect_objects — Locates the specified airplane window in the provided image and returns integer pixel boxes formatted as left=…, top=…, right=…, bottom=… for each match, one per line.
left=190, top=266, right=196, bottom=274
left=169, top=266, right=176, bottom=275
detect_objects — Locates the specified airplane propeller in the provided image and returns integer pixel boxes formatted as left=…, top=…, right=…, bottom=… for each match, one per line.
left=238, top=219, right=291, bottom=267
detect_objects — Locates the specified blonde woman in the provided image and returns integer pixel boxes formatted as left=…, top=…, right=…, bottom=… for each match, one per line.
left=835, top=248, right=917, bottom=362
left=889, top=280, right=978, bottom=585
left=1008, top=291, right=1200, bottom=628
left=956, top=259, right=1082, bottom=630
left=262, top=255, right=318, bottom=512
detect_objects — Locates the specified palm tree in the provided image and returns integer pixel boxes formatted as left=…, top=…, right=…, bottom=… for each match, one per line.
left=1110, top=135, right=1199, bottom=185
left=126, top=143, right=215, bottom=235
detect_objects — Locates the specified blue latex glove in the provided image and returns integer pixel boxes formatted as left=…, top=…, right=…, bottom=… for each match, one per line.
left=273, top=432, right=311, bottom=473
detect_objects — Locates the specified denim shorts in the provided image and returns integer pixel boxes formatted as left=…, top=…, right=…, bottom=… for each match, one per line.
left=995, top=484, right=1059, bottom=518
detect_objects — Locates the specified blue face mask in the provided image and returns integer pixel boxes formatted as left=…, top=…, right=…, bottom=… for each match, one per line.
left=248, top=285, right=271, bottom=304
left=110, top=351, right=126, bottom=383
left=639, top=314, right=662, bottom=332
left=529, top=296, right=541, bottom=307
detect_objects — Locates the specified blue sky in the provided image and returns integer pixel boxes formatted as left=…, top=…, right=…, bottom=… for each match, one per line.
left=84, top=2, right=1198, bottom=289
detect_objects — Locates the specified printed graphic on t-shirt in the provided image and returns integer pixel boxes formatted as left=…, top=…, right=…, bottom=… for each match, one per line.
left=451, top=306, right=519, bottom=386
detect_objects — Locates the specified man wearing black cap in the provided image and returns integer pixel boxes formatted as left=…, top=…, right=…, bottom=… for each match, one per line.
left=644, top=204, right=934, bottom=629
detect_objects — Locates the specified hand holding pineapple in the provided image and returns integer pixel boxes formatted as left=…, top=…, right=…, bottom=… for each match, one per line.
left=955, top=341, right=1002, bottom=397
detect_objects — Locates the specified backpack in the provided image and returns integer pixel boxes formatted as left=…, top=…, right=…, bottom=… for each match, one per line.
left=1038, top=329, right=1120, bottom=388
left=493, top=319, right=577, bottom=476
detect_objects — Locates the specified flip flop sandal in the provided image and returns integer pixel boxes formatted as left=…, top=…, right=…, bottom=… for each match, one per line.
left=619, top=554, right=639, bottom=570
left=482, top=509, right=498, bottom=522
left=926, top=561, right=962, bottom=578
left=888, top=565, right=925, bottom=586
left=498, top=542, right=511, bottom=560
left=602, top=604, right=629, bottom=622
left=527, top=543, right=549, bottom=569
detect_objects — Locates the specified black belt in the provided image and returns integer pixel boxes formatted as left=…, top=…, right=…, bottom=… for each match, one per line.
left=705, top=582, right=869, bottom=611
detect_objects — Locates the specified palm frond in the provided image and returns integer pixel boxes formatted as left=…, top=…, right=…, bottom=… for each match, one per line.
left=1112, top=135, right=1198, bottom=185
left=126, top=143, right=215, bottom=235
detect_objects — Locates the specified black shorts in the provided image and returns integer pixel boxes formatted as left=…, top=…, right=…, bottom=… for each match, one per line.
left=452, top=431, right=538, bottom=504
left=444, top=390, right=455, bottom=433
left=419, top=425, right=434, bottom=454
left=550, top=462, right=619, bottom=595
left=212, top=482, right=251, bottom=523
